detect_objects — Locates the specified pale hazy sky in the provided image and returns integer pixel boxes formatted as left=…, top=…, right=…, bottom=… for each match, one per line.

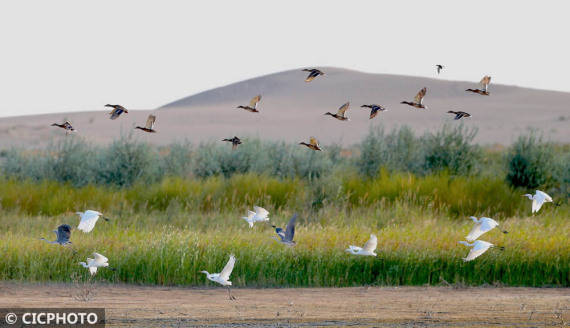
left=0, top=1, right=568, bottom=117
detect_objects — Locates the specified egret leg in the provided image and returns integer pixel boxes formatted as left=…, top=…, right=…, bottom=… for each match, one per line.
left=227, top=286, right=236, bottom=301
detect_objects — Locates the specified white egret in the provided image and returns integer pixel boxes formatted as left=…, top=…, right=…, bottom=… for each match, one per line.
left=272, top=214, right=297, bottom=246
left=241, top=206, right=270, bottom=228
left=522, top=190, right=553, bottom=213
left=79, top=252, right=115, bottom=275
left=241, top=210, right=256, bottom=228
left=200, top=254, right=237, bottom=300
left=458, top=240, right=504, bottom=262
left=346, top=234, right=377, bottom=256
left=76, top=210, right=110, bottom=233
left=466, top=217, right=508, bottom=242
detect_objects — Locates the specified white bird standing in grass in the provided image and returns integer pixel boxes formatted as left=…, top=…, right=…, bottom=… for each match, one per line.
left=76, top=210, right=110, bottom=233
left=79, top=252, right=115, bottom=275
left=346, top=234, right=378, bottom=256
left=466, top=217, right=508, bottom=242
left=523, top=190, right=553, bottom=213
left=200, top=254, right=237, bottom=300
left=458, top=240, right=504, bottom=262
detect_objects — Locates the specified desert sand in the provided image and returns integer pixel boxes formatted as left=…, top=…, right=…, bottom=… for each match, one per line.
left=0, top=67, right=568, bottom=149
left=0, top=283, right=568, bottom=327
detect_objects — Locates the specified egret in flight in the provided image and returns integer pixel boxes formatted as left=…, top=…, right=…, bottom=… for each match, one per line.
left=458, top=240, right=504, bottom=262
left=466, top=217, right=508, bottom=242
left=200, top=254, right=237, bottom=300
left=40, top=224, right=72, bottom=246
left=272, top=214, right=297, bottom=246
left=522, top=190, right=553, bottom=213
left=242, top=206, right=270, bottom=227
left=346, top=234, right=377, bottom=256
left=79, top=252, right=115, bottom=275
left=76, top=210, right=110, bottom=233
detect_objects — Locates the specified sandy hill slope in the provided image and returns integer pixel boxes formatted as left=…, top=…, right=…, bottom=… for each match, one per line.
left=1, top=67, right=568, bottom=149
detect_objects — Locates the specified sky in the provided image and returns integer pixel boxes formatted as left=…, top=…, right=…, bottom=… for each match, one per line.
left=0, top=1, right=568, bottom=117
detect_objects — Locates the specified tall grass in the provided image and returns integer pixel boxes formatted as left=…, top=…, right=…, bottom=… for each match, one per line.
left=0, top=210, right=567, bottom=287
left=0, top=172, right=556, bottom=218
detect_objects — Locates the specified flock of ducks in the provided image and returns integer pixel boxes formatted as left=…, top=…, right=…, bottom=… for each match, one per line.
left=50, top=65, right=489, bottom=150
left=42, top=66, right=556, bottom=300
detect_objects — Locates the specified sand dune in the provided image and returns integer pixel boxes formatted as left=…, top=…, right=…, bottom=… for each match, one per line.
left=1, top=67, right=568, bottom=149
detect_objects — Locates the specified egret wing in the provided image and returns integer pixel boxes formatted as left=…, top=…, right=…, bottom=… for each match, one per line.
left=253, top=206, right=269, bottom=219
left=463, top=241, right=492, bottom=261
left=479, top=218, right=498, bottom=232
left=414, top=88, right=427, bottom=104
left=145, top=115, right=156, bottom=130
left=78, top=211, right=101, bottom=233
left=348, top=245, right=363, bottom=252
left=93, top=252, right=108, bottom=264
left=535, top=190, right=552, bottom=202
left=219, top=254, right=236, bottom=280
left=362, top=234, right=377, bottom=252
left=337, top=102, right=350, bottom=116
left=466, top=223, right=484, bottom=242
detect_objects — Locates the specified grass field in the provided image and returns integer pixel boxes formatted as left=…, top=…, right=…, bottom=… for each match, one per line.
left=0, top=173, right=567, bottom=288
left=0, top=127, right=567, bottom=288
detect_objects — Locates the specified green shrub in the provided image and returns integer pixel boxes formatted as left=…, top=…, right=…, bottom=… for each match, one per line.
left=506, top=132, right=554, bottom=189
left=422, top=124, right=481, bottom=175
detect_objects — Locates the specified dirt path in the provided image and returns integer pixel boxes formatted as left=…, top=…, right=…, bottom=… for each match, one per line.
left=0, top=283, right=568, bottom=327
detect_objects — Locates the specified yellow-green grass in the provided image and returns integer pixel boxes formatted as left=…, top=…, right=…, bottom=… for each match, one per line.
left=0, top=207, right=567, bottom=287
left=0, top=171, right=558, bottom=218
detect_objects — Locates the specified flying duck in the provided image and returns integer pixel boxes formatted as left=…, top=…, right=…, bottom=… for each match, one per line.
left=222, top=136, right=242, bottom=150
left=436, top=64, right=444, bottom=74
left=401, top=87, right=428, bottom=109
left=51, top=121, right=75, bottom=134
left=237, top=95, right=262, bottom=113
left=324, top=102, right=350, bottom=121
left=447, top=111, right=471, bottom=120
left=361, top=104, right=387, bottom=119
left=299, top=137, right=322, bottom=151
left=466, top=76, right=491, bottom=95
left=106, top=104, right=129, bottom=120
left=135, top=114, right=157, bottom=133
left=302, top=68, right=325, bottom=82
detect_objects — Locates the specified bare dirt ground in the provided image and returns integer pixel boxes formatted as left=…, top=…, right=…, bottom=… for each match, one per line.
left=0, top=283, right=568, bottom=327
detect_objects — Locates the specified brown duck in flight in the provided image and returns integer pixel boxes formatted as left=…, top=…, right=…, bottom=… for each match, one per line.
left=51, top=121, right=75, bottom=135
left=237, top=95, right=262, bottom=113
left=401, top=87, right=428, bottom=109
left=325, top=102, right=350, bottom=121
left=135, top=115, right=157, bottom=133
left=361, top=104, right=387, bottom=119
left=222, top=136, right=242, bottom=150
left=466, top=76, right=491, bottom=95
left=302, top=68, right=325, bottom=82
left=447, top=111, right=471, bottom=120
left=299, top=137, right=322, bottom=151
left=105, top=104, right=129, bottom=120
